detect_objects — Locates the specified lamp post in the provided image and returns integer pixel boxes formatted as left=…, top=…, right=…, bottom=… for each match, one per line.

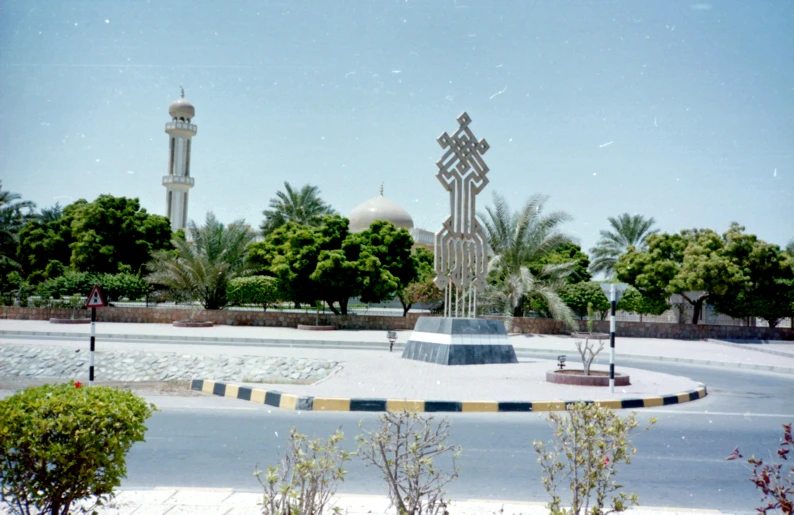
left=600, top=282, right=628, bottom=393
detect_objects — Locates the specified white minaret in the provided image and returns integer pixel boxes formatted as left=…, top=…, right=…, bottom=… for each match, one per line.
left=162, top=88, right=197, bottom=231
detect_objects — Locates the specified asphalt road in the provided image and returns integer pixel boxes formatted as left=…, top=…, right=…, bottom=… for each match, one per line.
left=122, top=358, right=794, bottom=512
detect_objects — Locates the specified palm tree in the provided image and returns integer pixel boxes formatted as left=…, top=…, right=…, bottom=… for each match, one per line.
left=38, top=202, right=63, bottom=223
left=589, top=213, right=658, bottom=278
left=479, top=193, right=578, bottom=331
left=260, top=182, right=335, bottom=237
left=146, top=212, right=255, bottom=310
left=0, top=181, right=36, bottom=270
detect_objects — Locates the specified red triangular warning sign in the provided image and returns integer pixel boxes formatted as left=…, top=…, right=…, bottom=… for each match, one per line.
left=85, top=284, right=106, bottom=308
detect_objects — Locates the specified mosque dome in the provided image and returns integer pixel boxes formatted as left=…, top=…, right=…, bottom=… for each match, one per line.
left=169, top=97, right=195, bottom=120
left=349, top=190, right=414, bottom=233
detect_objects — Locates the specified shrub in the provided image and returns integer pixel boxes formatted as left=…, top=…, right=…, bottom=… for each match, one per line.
left=356, top=411, right=461, bottom=515
left=35, top=271, right=148, bottom=302
left=533, top=402, right=655, bottom=515
left=96, top=273, right=150, bottom=301
left=255, top=427, right=350, bottom=515
left=36, top=271, right=93, bottom=300
left=0, top=381, right=156, bottom=515
left=729, top=423, right=792, bottom=514
left=227, top=276, right=281, bottom=311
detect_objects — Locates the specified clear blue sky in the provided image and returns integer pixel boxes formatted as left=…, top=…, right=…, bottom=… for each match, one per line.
left=2, top=0, right=792, bottom=253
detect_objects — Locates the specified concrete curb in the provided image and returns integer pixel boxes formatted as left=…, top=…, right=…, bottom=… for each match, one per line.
left=517, top=347, right=794, bottom=375
left=0, top=329, right=385, bottom=348
left=707, top=338, right=794, bottom=358
left=189, top=379, right=708, bottom=412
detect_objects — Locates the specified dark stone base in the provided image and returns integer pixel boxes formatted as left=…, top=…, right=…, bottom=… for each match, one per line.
left=402, top=317, right=518, bottom=366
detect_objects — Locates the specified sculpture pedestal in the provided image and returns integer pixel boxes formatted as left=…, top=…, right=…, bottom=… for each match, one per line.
left=402, top=317, right=518, bottom=365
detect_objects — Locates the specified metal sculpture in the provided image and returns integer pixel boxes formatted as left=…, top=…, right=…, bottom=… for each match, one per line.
left=433, top=112, right=490, bottom=318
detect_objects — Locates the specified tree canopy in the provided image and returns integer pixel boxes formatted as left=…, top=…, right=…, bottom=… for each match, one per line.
left=260, top=182, right=335, bottom=237
left=17, top=195, right=172, bottom=281
left=708, top=224, right=794, bottom=327
left=590, top=213, right=658, bottom=278
left=249, top=216, right=414, bottom=315
left=0, top=181, right=37, bottom=281
left=616, top=224, right=793, bottom=326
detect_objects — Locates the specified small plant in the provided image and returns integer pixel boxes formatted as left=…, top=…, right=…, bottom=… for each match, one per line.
left=728, top=423, right=792, bottom=514
left=533, top=402, right=655, bottom=515
left=255, top=427, right=350, bottom=515
left=69, top=294, right=85, bottom=319
left=574, top=337, right=605, bottom=376
left=356, top=411, right=461, bottom=515
left=187, top=304, right=203, bottom=322
left=0, top=381, right=156, bottom=515
left=586, top=302, right=595, bottom=334
left=573, top=303, right=606, bottom=376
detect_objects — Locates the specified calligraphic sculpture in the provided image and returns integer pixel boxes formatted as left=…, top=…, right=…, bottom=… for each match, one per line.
left=402, top=113, right=517, bottom=366
left=433, top=112, right=489, bottom=318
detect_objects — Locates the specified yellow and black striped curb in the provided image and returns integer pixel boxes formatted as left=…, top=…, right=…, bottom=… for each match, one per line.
left=190, top=379, right=707, bottom=412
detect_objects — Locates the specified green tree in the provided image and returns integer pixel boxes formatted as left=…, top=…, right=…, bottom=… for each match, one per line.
left=16, top=196, right=172, bottom=280
left=69, top=195, right=172, bottom=274
left=0, top=181, right=37, bottom=280
left=146, top=212, right=254, bottom=310
left=354, top=220, right=417, bottom=308
left=397, top=247, right=441, bottom=316
left=254, top=216, right=406, bottom=315
left=261, top=217, right=349, bottom=309
left=260, top=182, right=335, bottom=237
left=616, top=228, right=746, bottom=324
left=617, top=286, right=670, bottom=320
left=17, top=201, right=84, bottom=282
left=590, top=214, right=658, bottom=278
left=38, top=202, right=63, bottom=223
left=708, top=224, right=794, bottom=328
left=559, top=281, right=610, bottom=319
left=530, top=242, right=592, bottom=285
left=479, top=193, right=577, bottom=330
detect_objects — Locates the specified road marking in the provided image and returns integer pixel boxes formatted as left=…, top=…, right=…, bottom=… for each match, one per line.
left=643, top=409, right=794, bottom=418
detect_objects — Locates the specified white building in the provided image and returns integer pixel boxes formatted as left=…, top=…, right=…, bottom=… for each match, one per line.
left=162, top=90, right=197, bottom=231
left=348, top=187, right=435, bottom=251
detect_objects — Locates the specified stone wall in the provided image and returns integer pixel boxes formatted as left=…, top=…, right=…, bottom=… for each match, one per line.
left=575, top=319, right=794, bottom=341
left=0, top=306, right=423, bottom=330
left=2, top=306, right=792, bottom=340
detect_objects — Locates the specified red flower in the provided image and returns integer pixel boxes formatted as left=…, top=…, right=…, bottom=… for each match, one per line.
left=603, top=456, right=610, bottom=466
left=74, top=381, right=83, bottom=388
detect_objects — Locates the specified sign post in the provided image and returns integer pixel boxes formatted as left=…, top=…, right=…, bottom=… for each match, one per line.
left=85, top=284, right=106, bottom=386
left=599, top=282, right=628, bottom=393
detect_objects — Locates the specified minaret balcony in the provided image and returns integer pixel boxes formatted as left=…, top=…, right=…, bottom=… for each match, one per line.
left=162, top=175, right=195, bottom=188
left=165, top=121, right=197, bottom=134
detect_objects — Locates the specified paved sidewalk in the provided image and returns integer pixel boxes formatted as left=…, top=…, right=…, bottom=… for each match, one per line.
left=2, top=319, right=793, bottom=373
left=0, top=488, right=741, bottom=515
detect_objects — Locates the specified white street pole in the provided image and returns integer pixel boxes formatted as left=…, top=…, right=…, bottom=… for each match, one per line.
left=89, top=307, right=96, bottom=386
left=609, top=283, right=616, bottom=394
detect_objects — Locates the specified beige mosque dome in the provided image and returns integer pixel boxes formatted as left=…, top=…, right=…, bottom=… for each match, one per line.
left=169, top=94, right=195, bottom=120
left=349, top=188, right=414, bottom=233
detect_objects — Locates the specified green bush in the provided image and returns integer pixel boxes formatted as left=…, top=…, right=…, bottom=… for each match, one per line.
left=533, top=402, right=655, bottom=515
left=0, top=381, right=156, bottom=515
left=255, top=427, right=350, bottom=515
left=227, top=276, right=281, bottom=311
left=36, top=271, right=93, bottom=300
left=35, top=271, right=149, bottom=302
